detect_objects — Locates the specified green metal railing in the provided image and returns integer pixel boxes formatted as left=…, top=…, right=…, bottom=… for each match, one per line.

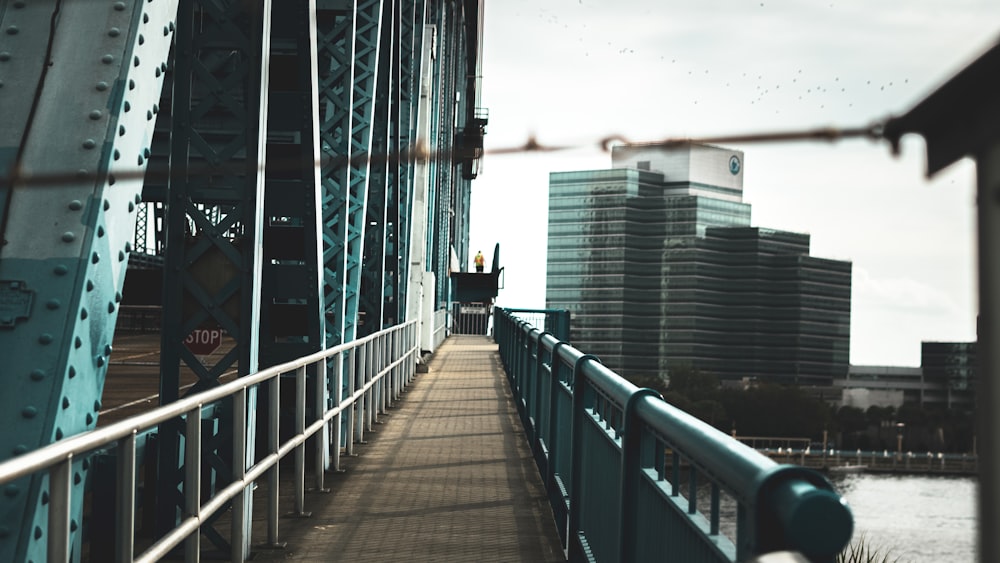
left=494, top=308, right=853, bottom=563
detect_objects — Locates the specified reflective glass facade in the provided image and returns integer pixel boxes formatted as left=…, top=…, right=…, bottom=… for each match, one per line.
left=546, top=146, right=851, bottom=385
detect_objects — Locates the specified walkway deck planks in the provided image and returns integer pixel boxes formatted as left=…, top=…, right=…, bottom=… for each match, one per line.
left=255, top=335, right=564, bottom=561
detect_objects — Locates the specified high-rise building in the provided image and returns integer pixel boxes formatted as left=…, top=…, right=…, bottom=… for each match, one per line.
left=546, top=143, right=851, bottom=385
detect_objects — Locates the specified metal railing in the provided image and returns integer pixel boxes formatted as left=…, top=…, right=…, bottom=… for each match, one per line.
left=0, top=321, right=419, bottom=562
left=494, top=308, right=853, bottom=563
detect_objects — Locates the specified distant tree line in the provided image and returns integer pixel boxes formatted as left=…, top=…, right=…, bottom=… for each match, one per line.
left=630, top=365, right=976, bottom=453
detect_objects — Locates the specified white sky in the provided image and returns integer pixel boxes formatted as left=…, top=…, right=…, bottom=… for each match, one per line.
left=468, top=0, right=1000, bottom=367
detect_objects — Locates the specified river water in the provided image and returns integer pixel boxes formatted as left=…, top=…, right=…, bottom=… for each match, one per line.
left=830, top=473, right=977, bottom=562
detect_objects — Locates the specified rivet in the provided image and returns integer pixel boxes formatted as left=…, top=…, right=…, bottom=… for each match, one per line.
left=169, top=22, right=175, bottom=31
left=91, top=252, right=100, bottom=264
left=118, top=124, right=126, bottom=137
left=146, top=110, right=153, bottom=120
left=118, top=250, right=126, bottom=261
left=80, top=308, right=88, bottom=320
left=143, top=13, right=149, bottom=23
left=41, top=491, right=49, bottom=504
left=82, top=139, right=96, bottom=150
left=70, top=519, right=78, bottom=532
left=103, top=199, right=110, bottom=211
left=96, top=355, right=105, bottom=367
left=45, top=299, right=60, bottom=310
left=29, top=369, right=45, bottom=381
left=152, top=103, right=159, bottom=114
left=96, top=81, right=109, bottom=91
left=133, top=56, right=140, bottom=67
left=125, top=241, right=133, bottom=252
left=144, top=147, right=151, bottom=158
left=86, top=280, right=94, bottom=291
left=163, top=26, right=169, bottom=36
left=97, top=226, right=105, bottom=237
left=0, top=52, right=11, bottom=62
left=101, top=54, right=114, bottom=64
left=4, top=485, right=19, bottom=498
left=69, top=366, right=77, bottom=378
left=113, top=149, right=121, bottom=161
left=74, top=336, right=82, bottom=348
left=138, top=34, right=145, bottom=45
left=33, top=526, right=42, bottom=540
left=108, top=27, right=121, bottom=38
left=105, top=344, right=113, bottom=355
left=134, top=193, right=141, bottom=204
left=55, top=428, right=63, bottom=440
left=85, top=414, right=94, bottom=425
left=73, top=473, right=82, bottom=485
left=124, top=101, right=131, bottom=112
left=21, top=407, right=37, bottom=419
left=113, top=1, right=126, bottom=10
left=107, top=302, right=115, bottom=313
left=38, top=334, right=52, bottom=345
left=155, top=67, right=161, bottom=78
left=138, top=155, right=144, bottom=165
left=54, top=265, right=68, bottom=275
left=128, top=79, right=135, bottom=90
left=6, top=26, right=20, bottom=35
left=68, top=200, right=83, bottom=211
left=94, top=400, right=102, bottom=411
left=62, top=397, right=70, bottom=409
left=160, top=62, right=167, bottom=72
left=61, top=232, right=75, bottom=243
left=89, top=110, right=102, bottom=120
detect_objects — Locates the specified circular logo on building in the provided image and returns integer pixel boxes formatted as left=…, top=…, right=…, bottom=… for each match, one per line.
left=729, top=155, right=741, bottom=175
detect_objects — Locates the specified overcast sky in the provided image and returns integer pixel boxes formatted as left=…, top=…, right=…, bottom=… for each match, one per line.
left=468, top=0, right=1000, bottom=367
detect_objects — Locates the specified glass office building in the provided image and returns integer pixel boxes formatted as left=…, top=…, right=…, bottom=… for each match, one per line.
left=546, top=143, right=851, bottom=385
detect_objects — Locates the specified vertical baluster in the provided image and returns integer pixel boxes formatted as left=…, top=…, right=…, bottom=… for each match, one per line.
left=117, top=431, right=137, bottom=562
left=185, top=405, right=202, bottom=560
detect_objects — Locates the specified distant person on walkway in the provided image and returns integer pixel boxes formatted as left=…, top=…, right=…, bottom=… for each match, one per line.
left=474, top=250, right=485, bottom=272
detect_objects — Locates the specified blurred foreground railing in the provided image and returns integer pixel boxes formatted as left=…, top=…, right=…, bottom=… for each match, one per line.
left=494, top=308, right=853, bottom=563
left=0, top=321, right=418, bottom=562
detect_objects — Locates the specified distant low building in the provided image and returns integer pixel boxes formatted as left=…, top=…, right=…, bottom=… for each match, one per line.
left=829, top=341, right=977, bottom=411
left=546, top=142, right=852, bottom=385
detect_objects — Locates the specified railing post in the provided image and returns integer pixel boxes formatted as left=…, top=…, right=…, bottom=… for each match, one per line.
left=531, top=331, right=552, bottom=456
left=347, top=347, right=357, bottom=452
left=332, top=351, right=344, bottom=471
left=267, top=376, right=281, bottom=546
left=314, top=357, right=329, bottom=491
left=547, top=342, right=568, bottom=500
left=568, top=354, right=600, bottom=560
left=185, top=406, right=203, bottom=560
left=116, top=432, right=137, bottom=562
left=48, top=457, right=72, bottom=563
left=619, top=389, right=661, bottom=563
left=231, top=388, right=247, bottom=563
left=294, top=365, right=308, bottom=516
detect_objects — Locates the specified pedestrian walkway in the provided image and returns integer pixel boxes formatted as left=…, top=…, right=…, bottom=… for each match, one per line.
left=257, top=335, right=565, bottom=561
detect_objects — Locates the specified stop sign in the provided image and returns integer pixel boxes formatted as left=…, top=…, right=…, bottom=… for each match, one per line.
left=184, top=328, right=223, bottom=355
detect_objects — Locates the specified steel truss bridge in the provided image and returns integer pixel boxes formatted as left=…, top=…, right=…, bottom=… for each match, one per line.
left=0, top=0, right=485, bottom=560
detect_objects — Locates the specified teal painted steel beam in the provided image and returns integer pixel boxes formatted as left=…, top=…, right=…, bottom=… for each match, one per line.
left=358, top=0, right=395, bottom=337
left=342, top=0, right=384, bottom=342
left=318, top=0, right=355, bottom=347
left=155, top=0, right=271, bottom=553
left=0, top=1, right=178, bottom=559
left=260, top=0, right=325, bottom=366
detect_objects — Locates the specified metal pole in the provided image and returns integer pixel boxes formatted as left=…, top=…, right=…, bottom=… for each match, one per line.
left=48, top=457, right=72, bottom=563
left=267, top=376, right=280, bottom=545
left=185, top=407, right=202, bottom=561
left=294, top=366, right=306, bottom=515
left=978, top=141, right=1000, bottom=563
left=117, top=432, right=137, bottom=562
left=231, top=389, right=247, bottom=562
left=333, top=352, right=344, bottom=471
left=346, top=347, right=357, bottom=455
left=315, top=357, right=329, bottom=491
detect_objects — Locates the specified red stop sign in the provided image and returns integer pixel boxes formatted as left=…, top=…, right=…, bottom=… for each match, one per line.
left=184, top=328, right=223, bottom=355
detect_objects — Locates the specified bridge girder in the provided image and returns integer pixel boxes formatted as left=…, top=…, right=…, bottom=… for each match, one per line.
left=0, top=0, right=483, bottom=559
